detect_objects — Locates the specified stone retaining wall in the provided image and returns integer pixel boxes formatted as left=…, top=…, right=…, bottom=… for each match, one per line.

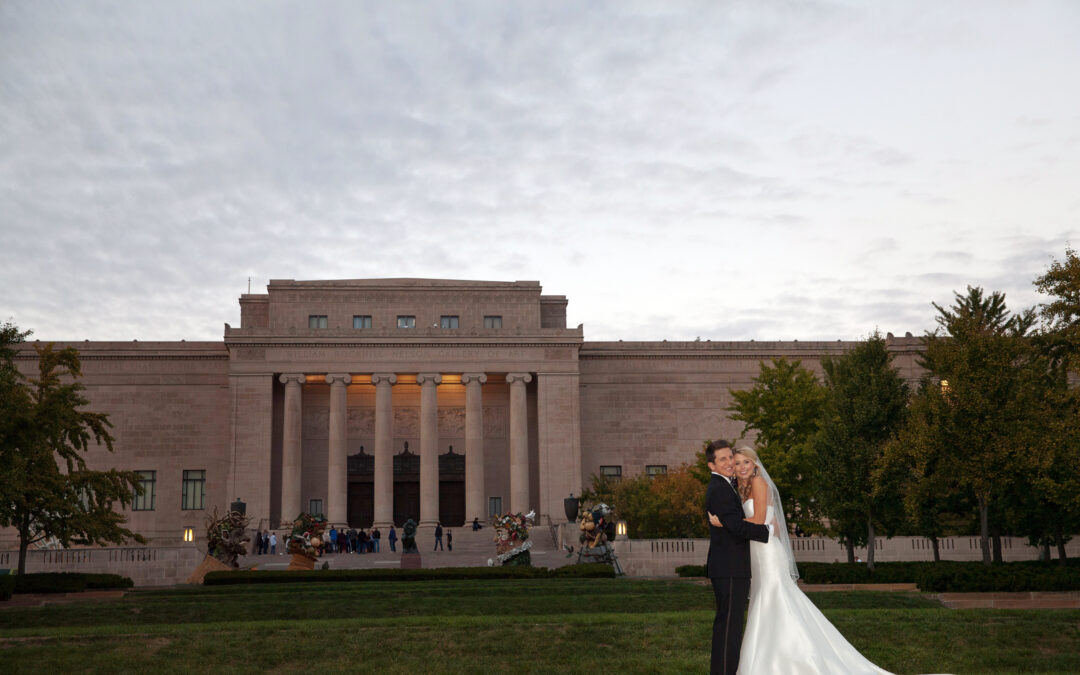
left=0, top=547, right=206, bottom=587
left=612, top=535, right=1080, bottom=577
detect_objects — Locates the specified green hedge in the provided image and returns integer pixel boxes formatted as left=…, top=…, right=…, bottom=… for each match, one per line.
left=11, top=572, right=133, bottom=594
left=0, top=575, right=13, bottom=601
left=915, top=563, right=1080, bottom=592
left=204, top=564, right=615, bottom=586
left=676, top=560, right=1080, bottom=592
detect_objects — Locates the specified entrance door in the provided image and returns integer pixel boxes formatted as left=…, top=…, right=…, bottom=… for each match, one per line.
left=439, top=480, right=465, bottom=527
left=393, top=481, right=419, bottom=525
left=347, top=481, right=373, bottom=527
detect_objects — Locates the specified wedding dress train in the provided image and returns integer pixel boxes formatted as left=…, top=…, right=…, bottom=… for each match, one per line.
left=739, top=499, right=892, bottom=675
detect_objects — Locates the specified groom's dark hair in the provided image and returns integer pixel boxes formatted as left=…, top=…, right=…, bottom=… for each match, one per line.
left=705, top=439, right=731, bottom=463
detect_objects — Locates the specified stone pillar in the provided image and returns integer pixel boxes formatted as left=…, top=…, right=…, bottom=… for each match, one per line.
left=462, top=373, right=487, bottom=523
left=326, top=373, right=351, bottom=526
left=507, top=372, right=532, bottom=515
left=417, top=373, right=442, bottom=527
left=372, top=373, right=397, bottom=529
left=279, top=374, right=306, bottom=525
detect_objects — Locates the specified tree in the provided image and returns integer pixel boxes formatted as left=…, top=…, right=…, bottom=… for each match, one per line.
left=728, top=358, right=826, bottom=533
left=581, top=464, right=707, bottom=539
left=917, top=287, right=1040, bottom=565
left=880, top=380, right=972, bottom=561
left=0, top=330, right=145, bottom=574
left=1030, top=248, right=1080, bottom=562
left=811, top=332, right=909, bottom=570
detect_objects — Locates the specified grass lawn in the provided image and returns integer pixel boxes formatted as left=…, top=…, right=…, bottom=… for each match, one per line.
left=0, top=579, right=1077, bottom=674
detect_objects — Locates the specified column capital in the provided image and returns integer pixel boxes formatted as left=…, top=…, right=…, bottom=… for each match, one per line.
left=506, top=372, right=532, bottom=385
left=371, top=373, right=397, bottom=386
left=461, top=373, right=488, bottom=385
left=416, top=373, right=442, bottom=386
left=326, top=373, right=352, bottom=385
left=279, top=373, right=307, bottom=385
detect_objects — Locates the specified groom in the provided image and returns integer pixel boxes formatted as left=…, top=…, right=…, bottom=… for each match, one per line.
left=704, top=440, right=770, bottom=675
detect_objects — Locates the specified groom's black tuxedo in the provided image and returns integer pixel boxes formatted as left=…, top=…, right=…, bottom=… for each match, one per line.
left=705, top=473, right=770, bottom=675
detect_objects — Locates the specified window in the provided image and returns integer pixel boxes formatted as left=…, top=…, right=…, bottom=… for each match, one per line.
left=440, top=315, right=459, bottom=329
left=309, top=499, right=323, bottom=517
left=397, top=315, right=416, bottom=329
left=181, top=470, right=206, bottom=510
left=133, top=470, right=156, bottom=511
left=352, top=315, right=372, bottom=329
left=308, top=315, right=328, bottom=329
left=600, top=465, right=622, bottom=482
left=646, top=465, right=668, bottom=479
left=483, top=315, right=502, bottom=329
left=488, top=496, right=502, bottom=517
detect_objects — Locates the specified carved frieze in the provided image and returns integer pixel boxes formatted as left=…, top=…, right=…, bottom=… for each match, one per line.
left=393, top=407, right=419, bottom=436
left=438, top=407, right=466, bottom=437
left=347, top=408, right=375, bottom=436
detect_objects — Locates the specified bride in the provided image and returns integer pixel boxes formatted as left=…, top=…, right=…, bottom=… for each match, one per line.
left=710, top=445, right=892, bottom=675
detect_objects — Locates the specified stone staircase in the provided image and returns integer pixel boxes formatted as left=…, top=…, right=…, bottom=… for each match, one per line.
left=244, top=525, right=576, bottom=571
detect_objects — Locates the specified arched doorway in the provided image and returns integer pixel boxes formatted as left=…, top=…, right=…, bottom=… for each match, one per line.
left=393, top=444, right=420, bottom=525
left=347, top=448, right=373, bottom=527
left=439, top=446, right=465, bottom=527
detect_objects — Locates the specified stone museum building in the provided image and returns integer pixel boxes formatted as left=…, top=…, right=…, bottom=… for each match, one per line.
left=4, top=278, right=924, bottom=547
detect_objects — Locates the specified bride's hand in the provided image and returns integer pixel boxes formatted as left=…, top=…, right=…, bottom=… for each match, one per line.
left=708, top=512, right=722, bottom=528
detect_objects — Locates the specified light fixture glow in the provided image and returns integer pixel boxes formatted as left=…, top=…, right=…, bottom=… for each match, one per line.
left=616, top=520, right=627, bottom=537
left=183, top=527, right=194, bottom=542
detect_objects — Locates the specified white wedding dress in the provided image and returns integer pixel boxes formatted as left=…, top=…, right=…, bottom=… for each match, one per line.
left=739, top=498, right=892, bottom=675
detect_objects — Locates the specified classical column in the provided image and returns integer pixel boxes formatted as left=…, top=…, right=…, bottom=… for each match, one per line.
left=326, top=373, right=351, bottom=526
left=372, top=373, right=397, bottom=529
left=507, top=372, right=532, bottom=515
left=462, top=373, right=487, bottom=522
left=279, top=374, right=306, bottom=525
left=417, top=372, right=442, bottom=527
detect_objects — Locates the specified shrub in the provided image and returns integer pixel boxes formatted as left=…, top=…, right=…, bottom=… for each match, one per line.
left=10, top=572, right=133, bottom=594
left=675, top=565, right=705, bottom=578
left=915, top=563, right=1080, bottom=592
left=83, top=573, right=134, bottom=590
left=0, top=575, right=13, bottom=601
left=14, top=573, right=86, bottom=594
left=204, top=565, right=616, bottom=586
left=550, top=564, right=616, bottom=578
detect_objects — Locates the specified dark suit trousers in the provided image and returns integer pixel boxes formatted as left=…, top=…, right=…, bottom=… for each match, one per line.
left=711, top=576, right=751, bottom=675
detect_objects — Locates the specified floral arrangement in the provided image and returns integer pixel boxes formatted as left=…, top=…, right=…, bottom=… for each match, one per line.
left=578, top=502, right=616, bottom=549
left=492, top=510, right=535, bottom=565
left=285, top=512, right=328, bottom=557
left=204, top=507, right=251, bottom=567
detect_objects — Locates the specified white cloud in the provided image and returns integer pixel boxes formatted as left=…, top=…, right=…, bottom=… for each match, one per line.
left=1, top=1, right=1078, bottom=342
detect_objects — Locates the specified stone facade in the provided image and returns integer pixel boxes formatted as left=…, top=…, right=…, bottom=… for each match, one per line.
left=3, top=278, right=923, bottom=552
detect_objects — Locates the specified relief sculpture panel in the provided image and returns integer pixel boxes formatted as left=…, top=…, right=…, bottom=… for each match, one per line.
left=483, top=406, right=507, bottom=438
left=438, top=407, right=465, bottom=437
left=347, top=408, right=375, bottom=437
left=303, top=407, right=329, bottom=439
left=393, top=407, right=419, bottom=436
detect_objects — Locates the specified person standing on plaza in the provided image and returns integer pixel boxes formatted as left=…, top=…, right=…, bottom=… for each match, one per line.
left=269, top=532, right=277, bottom=555
left=446, top=529, right=453, bottom=551
left=434, top=523, right=444, bottom=551
left=329, top=526, right=338, bottom=553
left=348, top=528, right=357, bottom=554
left=388, top=525, right=397, bottom=552
left=372, top=527, right=381, bottom=553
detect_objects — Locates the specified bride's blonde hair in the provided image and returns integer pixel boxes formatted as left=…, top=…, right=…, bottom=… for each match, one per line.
left=733, top=446, right=760, bottom=500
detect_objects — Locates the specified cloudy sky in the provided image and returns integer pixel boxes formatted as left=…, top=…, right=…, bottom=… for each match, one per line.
left=2, top=1, right=1078, bottom=343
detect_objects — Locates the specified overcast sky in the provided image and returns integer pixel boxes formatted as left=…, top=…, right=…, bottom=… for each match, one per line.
left=2, top=1, right=1078, bottom=343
